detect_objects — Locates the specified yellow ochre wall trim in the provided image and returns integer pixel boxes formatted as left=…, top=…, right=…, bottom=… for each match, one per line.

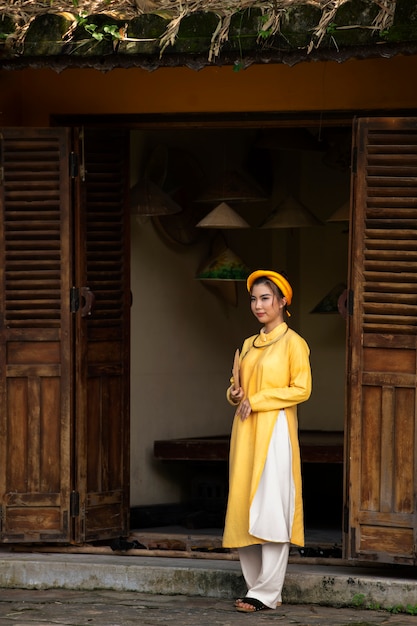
left=1, top=55, right=417, bottom=126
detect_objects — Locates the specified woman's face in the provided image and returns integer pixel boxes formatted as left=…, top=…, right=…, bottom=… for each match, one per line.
left=250, top=282, right=286, bottom=331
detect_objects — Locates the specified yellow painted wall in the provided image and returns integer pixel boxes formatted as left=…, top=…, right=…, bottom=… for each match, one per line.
left=1, top=54, right=416, bottom=508
left=1, top=55, right=417, bottom=125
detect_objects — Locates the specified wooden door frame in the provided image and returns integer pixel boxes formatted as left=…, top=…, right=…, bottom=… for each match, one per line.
left=52, top=109, right=414, bottom=556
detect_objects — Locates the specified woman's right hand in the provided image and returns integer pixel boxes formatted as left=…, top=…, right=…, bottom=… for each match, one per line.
left=230, top=386, right=244, bottom=404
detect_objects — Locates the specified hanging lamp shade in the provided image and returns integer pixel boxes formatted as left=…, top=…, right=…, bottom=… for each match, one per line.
left=196, top=202, right=251, bottom=229
left=130, top=178, right=182, bottom=217
left=196, top=170, right=267, bottom=203
left=260, top=195, right=322, bottom=229
left=327, top=200, right=350, bottom=222
left=196, top=247, right=251, bottom=281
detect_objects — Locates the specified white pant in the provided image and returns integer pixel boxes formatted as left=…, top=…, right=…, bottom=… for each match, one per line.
left=238, top=542, right=290, bottom=609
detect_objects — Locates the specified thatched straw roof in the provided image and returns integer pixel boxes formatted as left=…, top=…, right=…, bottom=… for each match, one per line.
left=0, top=0, right=416, bottom=70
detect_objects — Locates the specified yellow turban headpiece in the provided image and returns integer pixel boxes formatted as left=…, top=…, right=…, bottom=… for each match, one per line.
left=246, top=270, right=293, bottom=306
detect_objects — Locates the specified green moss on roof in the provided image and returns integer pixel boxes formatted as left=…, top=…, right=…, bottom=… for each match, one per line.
left=279, top=6, right=322, bottom=49
left=0, top=0, right=416, bottom=68
left=325, top=0, right=380, bottom=47
left=388, top=0, right=417, bottom=42
left=121, top=15, right=167, bottom=56
left=174, top=13, right=219, bottom=54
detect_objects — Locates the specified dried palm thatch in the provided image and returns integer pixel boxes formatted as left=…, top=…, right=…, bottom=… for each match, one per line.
left=0, top=0, right=397, bottom=61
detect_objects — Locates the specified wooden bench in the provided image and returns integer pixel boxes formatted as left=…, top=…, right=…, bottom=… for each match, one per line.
left=154, top=431, right=344, bottom=464
left=153, top=431, right=344, bottom=529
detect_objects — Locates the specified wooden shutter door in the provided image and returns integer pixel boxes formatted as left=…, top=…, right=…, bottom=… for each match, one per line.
left=346, top=117, right=417, bottom=564
left=0, top=128, right=72, bottom=542
left=72, top=128, right=130, bottom=543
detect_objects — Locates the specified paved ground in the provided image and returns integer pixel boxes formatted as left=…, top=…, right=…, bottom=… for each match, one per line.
left=1, top=589, right=417, bottom=626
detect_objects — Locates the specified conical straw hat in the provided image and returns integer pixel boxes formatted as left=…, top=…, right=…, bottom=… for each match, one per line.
left=196, top=202, right=250, bottom=229
left=260, top=195, right=322, bottom=228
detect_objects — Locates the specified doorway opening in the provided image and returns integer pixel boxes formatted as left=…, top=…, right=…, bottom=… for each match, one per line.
left=127, top=120, right=351, bottom=557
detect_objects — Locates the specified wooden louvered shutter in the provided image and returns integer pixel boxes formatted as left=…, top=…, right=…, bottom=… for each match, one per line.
left=73, top=128, right=130, bottom=543
left=0, top=128, right=72, bottom=542
left=346, top=117, right=417, bottom=564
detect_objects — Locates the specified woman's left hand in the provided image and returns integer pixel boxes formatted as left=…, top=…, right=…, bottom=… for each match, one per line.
left=236, top=398, right=252, bottom=421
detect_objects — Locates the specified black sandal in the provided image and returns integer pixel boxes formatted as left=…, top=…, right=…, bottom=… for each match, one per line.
left=236, top=597, right=269, bottom=613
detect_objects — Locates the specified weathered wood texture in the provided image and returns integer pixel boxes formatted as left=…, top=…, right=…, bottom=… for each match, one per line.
left=73, top=128, right=130, bottom=543
left=0, top=127, right=131, bottom=544
left=346, top=117, right=417, bottom=565
left=0, top=129, right=72, bottom=542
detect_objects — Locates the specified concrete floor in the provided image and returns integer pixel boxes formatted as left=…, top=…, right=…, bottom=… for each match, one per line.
left=2, top=588, right=417, bottom=626
left=1, top=548, right=417, bottom=613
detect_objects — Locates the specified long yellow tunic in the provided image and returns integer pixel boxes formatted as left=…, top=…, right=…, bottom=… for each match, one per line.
left=222, top=322, right=312, bottom=548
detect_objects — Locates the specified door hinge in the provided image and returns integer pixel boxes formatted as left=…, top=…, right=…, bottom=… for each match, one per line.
left=70, top=287, right=80, bottom=313
left=69, top=152, right=79, bottom=178
left=351, top=146, right=357, bottom=174
left=347, top=289, right=354, bottom=316
left=70, top=491, right=80, bottom=517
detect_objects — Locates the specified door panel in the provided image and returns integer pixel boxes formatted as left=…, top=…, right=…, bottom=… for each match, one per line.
left=0, top=129, right=72, bottom=542
left=0, top=127, right=130, bottom=545
left=73, top=128, right=130, bottom=543
left=346, top=118, right=417, bottom=564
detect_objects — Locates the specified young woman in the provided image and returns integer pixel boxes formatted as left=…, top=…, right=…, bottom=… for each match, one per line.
left=223, top=269, right=312, bottom=613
